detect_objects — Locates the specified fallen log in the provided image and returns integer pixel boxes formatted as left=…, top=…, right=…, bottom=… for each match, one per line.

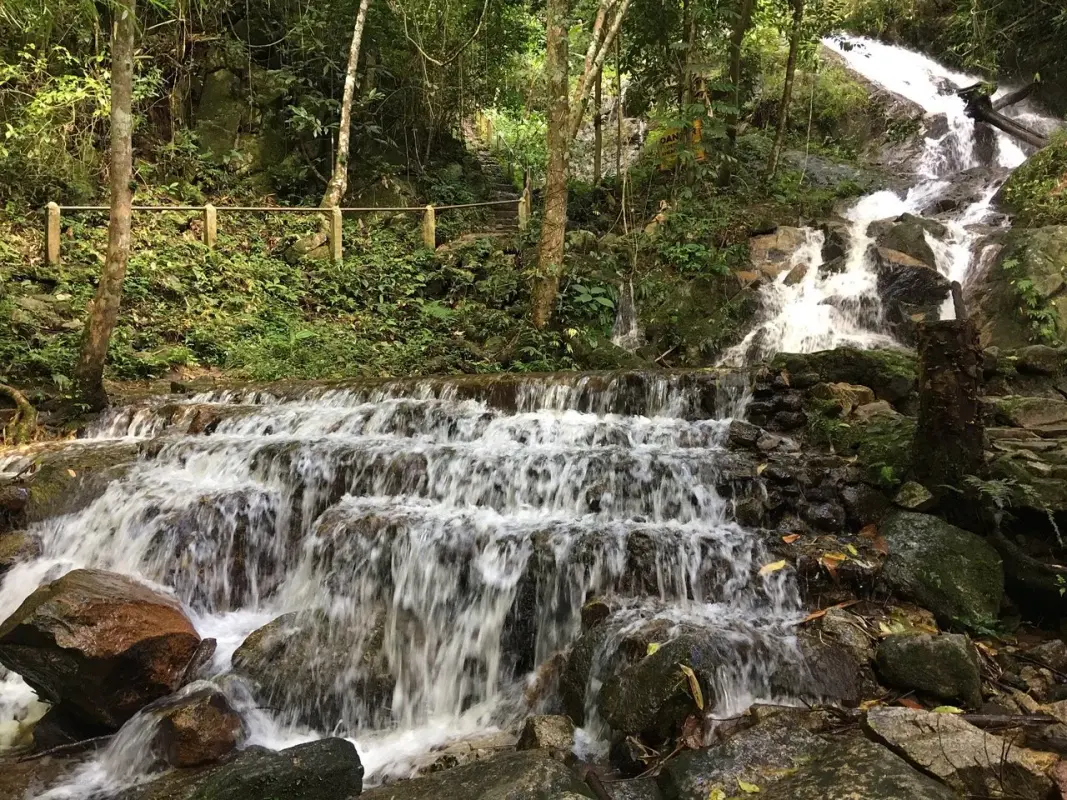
left=958, top=83, right=1049, bottom=149
left=993, top=82, right=1039, bottom=111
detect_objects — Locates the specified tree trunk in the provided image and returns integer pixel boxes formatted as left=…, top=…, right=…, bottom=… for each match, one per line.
left=531, top=0, right=570, bottom=329
left=768, top=0, right=804, bottom=177
left=75, top=0, right=137, bottom=411
left=615, top=34, right=622, bottom=179
left=913, top=315, right=984, bottom=497
left=321, top=0, right=373, bottom=209
left=726, top=0, right=755, bottom=148
left=593, top=68, right=603, bottom=184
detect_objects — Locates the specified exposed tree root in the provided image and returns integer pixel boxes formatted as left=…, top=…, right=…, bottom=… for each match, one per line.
left=0, top=382, right=38, bottom=445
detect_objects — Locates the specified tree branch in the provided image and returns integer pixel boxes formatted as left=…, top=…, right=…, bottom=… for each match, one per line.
left=388, top=0, right=492, bottom=68
left=568, top=0, right=630, bottom=141
left=0, top=383, right=38, bottom=445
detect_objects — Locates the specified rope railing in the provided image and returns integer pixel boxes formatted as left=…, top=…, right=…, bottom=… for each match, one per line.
left=43, top=194, right=532, bottom=265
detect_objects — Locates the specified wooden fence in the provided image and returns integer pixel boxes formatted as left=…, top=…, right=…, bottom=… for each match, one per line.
left=43, top=194, right=533, bottom=266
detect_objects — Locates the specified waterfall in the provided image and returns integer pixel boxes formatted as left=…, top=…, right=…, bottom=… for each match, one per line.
left=723, top=35, right=1061, bottom=365
left=0, top=372, right=802, bottom=789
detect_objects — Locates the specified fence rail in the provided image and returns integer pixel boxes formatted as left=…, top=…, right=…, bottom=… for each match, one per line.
left=43, top=194, right=533, bottom=265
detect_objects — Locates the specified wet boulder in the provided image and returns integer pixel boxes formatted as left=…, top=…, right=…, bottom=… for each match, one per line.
left=770, top=348, right=916, bottom=404
left=870, top=213, right=946, bottom=268
left=866, top=706, right=1056, bottom=798
left=818, top=220, right=851, bottom=262
left=760, top=736, right=958, bottom=800
left=0, top=569, right=201, bottom=729
left=809, top=382, right=876, bottom=417
left=658, top=709, right=826, bottom=800
left=874, top=247, right=951, bottom=341
left=360, top=750, right=591, bottom=800
left=879, top=510, right=1003, bottom=630
left=517, top=714, right=575, bottom=753
left=0, top=530, right=42, bottom=574
left=123, top=738, right=363, bottom=800
left=231, top=610, right=393, bottom=731
left=749, top=227, right=811, bottom=281
left=892, top=481, right=936, bottom=511
left=155, top=686, right=245, bottom=768
left=875, top=633, right=982, bottom=708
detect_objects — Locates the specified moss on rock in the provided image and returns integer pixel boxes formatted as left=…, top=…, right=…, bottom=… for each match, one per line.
left=772, top=347, right=917, bottom=403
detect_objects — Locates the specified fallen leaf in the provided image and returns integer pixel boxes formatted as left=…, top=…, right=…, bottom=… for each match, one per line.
left=898, top=697, right=924, bottom=710
left=932, top=705, right=963, bottom=714
left=756, top=463, right=767, bottom=475
left=681, top=714, right=703, bottom=750
left=859, top=698, right=883, bottom=711
left=67, top=469, right=77, bottom=477
left=821, top=552, right=848, bottom=562
left=679, top=664, right=704, bottom=711
left=708, top=789, right=727, bottom=800
left=871, top=535, right=889, bottom=556
left=737, top=779, right=761, bottom=793
left=647, top=642, right=661, bottom=656
left=859, top=524, right=878, bottom=539
left=759, top=560, right=787, bottom=575
left=782, top=533, right=801, bottom=544
left=847, top=544, right=859, bottom=556
left=799, top=599, right=859, bottom=624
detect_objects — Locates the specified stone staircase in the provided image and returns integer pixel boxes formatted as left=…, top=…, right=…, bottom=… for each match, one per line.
left=463, top=121, right=524, bottom=234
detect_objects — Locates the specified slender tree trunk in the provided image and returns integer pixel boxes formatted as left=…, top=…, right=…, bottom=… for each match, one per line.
left=768, top=0, right=804, bottom=177
left=321, top=0, right=372, bottom=208
left=615, top=34, right=622, bottom=178
left=75, top=0, right=136, bottom=410
left=593, top=69, right=603, bottom=184
left=531, top=0, right=570, bottom=329
left=726, top=0, right=755, bottom=148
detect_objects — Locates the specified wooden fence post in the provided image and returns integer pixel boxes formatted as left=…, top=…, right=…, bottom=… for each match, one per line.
left=202, top=204, right=217, bottom=249
left=329, top=206, right=343, bottom=263
left=421, top=205, right=436, bottom=249
left=518, top=196, right=529, bottom=231
left=45, top=202, right=61, bottom=265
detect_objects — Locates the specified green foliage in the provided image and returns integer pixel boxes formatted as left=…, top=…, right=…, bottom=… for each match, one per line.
left=999, top=133, right=1067, bottom=228
left=808, top=399, right=915, bottom=488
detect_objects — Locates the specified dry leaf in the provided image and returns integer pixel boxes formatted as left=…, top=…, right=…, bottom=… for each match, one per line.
left=759, top=560, right=787, bottom=576
left=898, top=697, right=924, bottom=710
left=681, top=714, right=703, bottom=750
left=859, top=524, right=878, bottom=539
left=647, top=642, right=661, bottom=656
left=799, top=599, right=859, bottom=624
left=679, top=664, right=704, bottom=711
left=847, top=544, right=859, bottom=556
left=871, top=535, right=889, bottom=556
left=932, top=705, right=963, bottom=714
left=67, top=469, right=77, bottom=477
left=708, top=789, right=727, bottom=800
left=821, top=552, right=847, bottom=562
left=782, top=534, right=801, bottom=544
left=756, top=463, right=767, bottom=475
left=737, top=779, right=761, bottom=793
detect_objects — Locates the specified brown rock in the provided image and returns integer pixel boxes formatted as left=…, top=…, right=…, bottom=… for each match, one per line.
left=516, top=714, right=575, bottom=752
left=749, top=227, right=810, bottom=280
left=0, top=531, right=42, bottom=574
left=156, top=687, right=244, bottom=767
left=0, top=569, right=200, bottom=729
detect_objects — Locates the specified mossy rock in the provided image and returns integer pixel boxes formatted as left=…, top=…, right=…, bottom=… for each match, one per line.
left=772, top=348, right=917, bottom=403
left=879, top=510, right=1004, bottom=631
left=807, top=402, right=915, bottom=487
left=999, top=134, right=1067, bottom=228
left=970, top=226, right=1067, bottom=348
left=875, top=632, right=982, bottom=708
left=23, top=442, right=140, bottom=523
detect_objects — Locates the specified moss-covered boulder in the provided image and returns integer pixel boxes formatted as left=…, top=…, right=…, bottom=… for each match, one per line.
left=19, top=442, right=140, bottom=523
left=760, top=736, right=957, bottom=800
left=359, top=751, right=591, bottom=800
left=970, top=226, right=1067, bottom=348
left=771, top=348, right=917, bottom=403
left=875, top=633, right=982, bottom=708
left=999, top=134, right=1067, bottom=228
left=870, top=213, right=946, bottom=267
left=879, top=510, right=1003, bottom=630
left=123, top=738, right=363, bottom=800
left=0, top=530, right=41, bottom=574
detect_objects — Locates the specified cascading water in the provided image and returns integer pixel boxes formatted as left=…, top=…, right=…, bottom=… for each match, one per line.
left=723, top=35, right=1061, bottom=365
left=0, top=372, right=805, bottom=794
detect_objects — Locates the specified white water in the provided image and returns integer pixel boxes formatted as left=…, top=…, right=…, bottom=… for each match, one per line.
left=0, top=373, right=811, bottom=796
left=723, top=35, right=1060, bottom=364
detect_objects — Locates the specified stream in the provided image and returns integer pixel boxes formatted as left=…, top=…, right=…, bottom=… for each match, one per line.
left=0, top=35, right=1062, bottom=799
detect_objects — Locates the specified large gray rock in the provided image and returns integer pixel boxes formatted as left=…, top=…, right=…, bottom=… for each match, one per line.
left=517, top=715, right=575, bottom=753
left=874, top=247, right=951, bottom=341
left=760, top=736, right=958, bottom=800
left=749, top=227, right=811, bottom=281
left=970, top=226, right=1067, bottom=348
left=122, top=738, right=363, bottom=800
left=879, top=510, right=1003, bottom=630
left=870, top=213, right=947, bottom=267
left=875, top=633, right=982, bottom=708
left=658, top=710, right=826, bottom=800
left=866, top=706, right=1056, bottom=798
left=0, top=569, right=200, bottom=729
left=360, top=751, right=592, bottom=800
